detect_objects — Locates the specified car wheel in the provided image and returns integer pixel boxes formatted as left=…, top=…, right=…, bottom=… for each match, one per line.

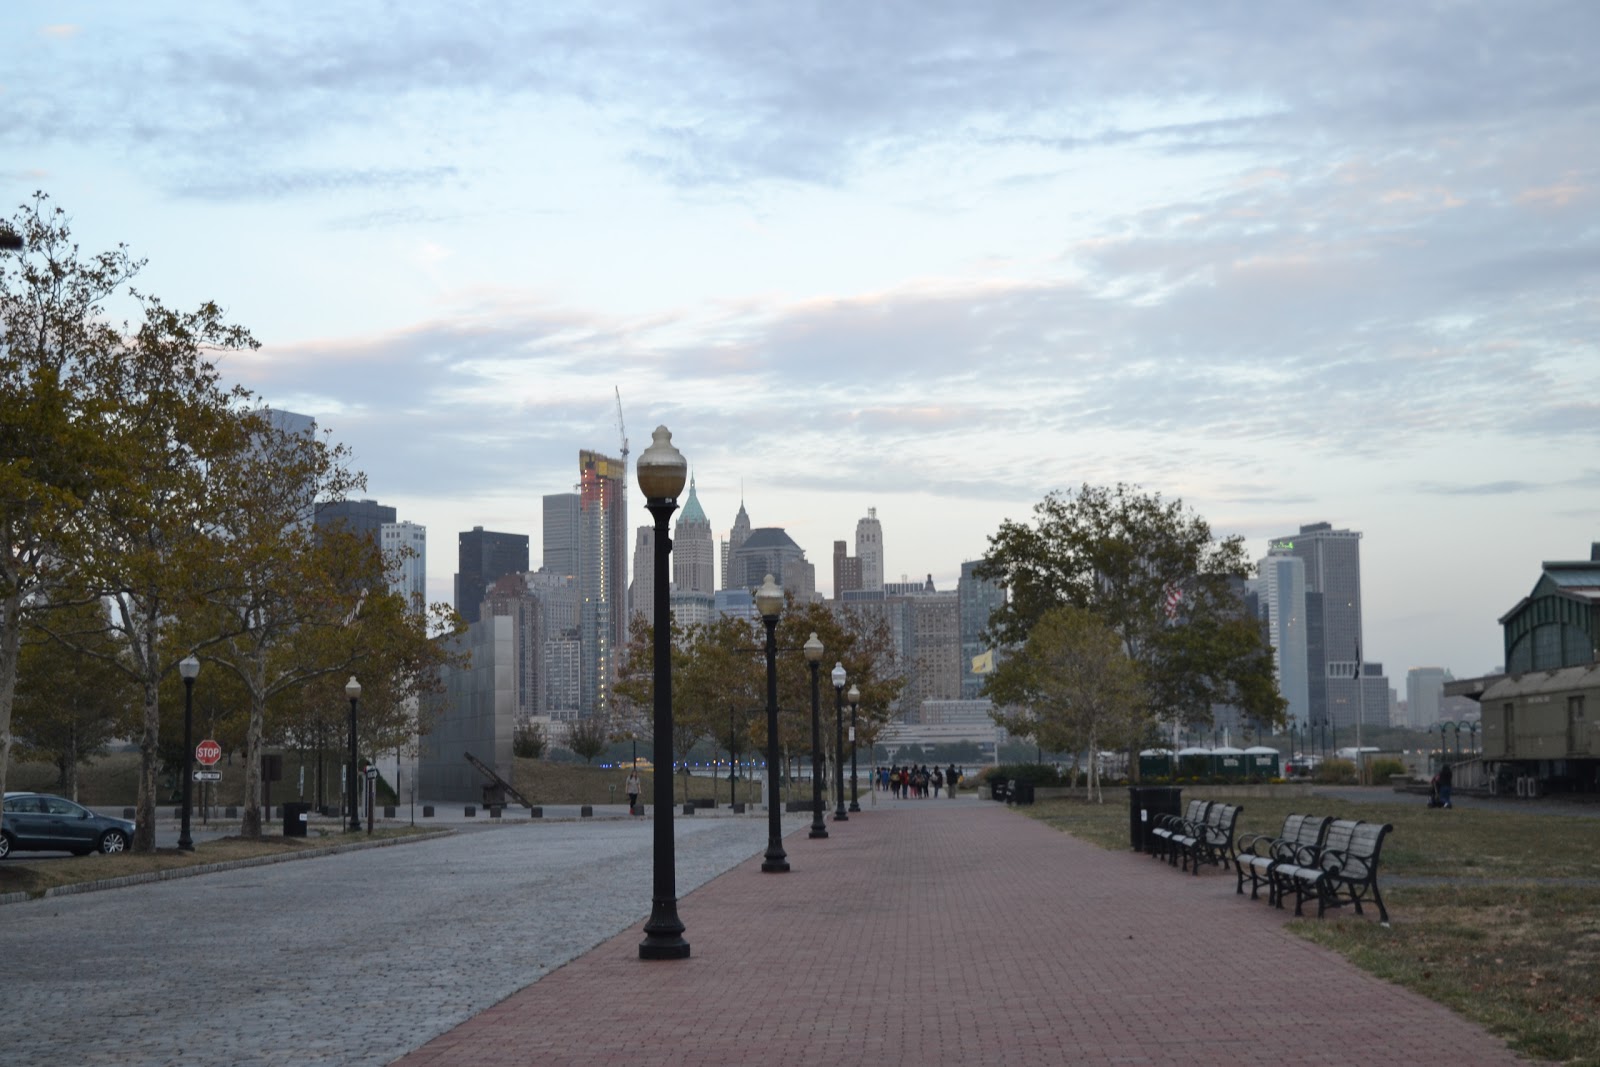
left=98, top=829, right=129, bottom=854
left=0, top=831, right=12, bottom=859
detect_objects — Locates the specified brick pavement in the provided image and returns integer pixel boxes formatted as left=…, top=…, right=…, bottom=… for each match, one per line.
left=394, top=800, right=1533, bottom=1066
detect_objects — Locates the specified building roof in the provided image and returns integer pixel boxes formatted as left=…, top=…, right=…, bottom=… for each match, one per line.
left=740, top=527, right=800, bottom=552
left=678, top=475, right=707, bottom=525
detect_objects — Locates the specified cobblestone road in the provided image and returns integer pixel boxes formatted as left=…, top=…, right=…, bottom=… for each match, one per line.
left=0, top=815, right=786, bottom=1067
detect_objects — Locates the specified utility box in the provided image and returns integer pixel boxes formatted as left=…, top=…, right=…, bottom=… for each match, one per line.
left=282, top=802, right=310, bottom=838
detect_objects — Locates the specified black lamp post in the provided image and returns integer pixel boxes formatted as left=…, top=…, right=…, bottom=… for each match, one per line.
left=804, top=633, right=828, bottom=840
left=831, top=662, right=848, bottom=822
left=847, top=683, right=861, bottom=813
left=345, top=676, right=361, bottom=831
left=756, top=574, right=790, bottom=872
left=637, top=425, right=691, bottom=960
left=178, top=655, right=200, bottom=851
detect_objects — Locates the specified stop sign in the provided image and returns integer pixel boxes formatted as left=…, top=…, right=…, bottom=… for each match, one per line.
left=195, top=739, right=222, bottom=766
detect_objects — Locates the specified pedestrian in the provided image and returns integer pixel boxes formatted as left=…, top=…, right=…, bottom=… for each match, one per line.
left=932, top=767, right=944, bottom=797
left=625, top=769, right=642, bottom=813
left=1438, top=761, right=1453, bottom=809
left=948, top=763, right=961, bottom=796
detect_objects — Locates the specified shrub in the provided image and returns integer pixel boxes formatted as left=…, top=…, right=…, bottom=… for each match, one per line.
left=1314, top=758, right=1357, bottom=784
left=1370, top=757, right=1405, bottom=780
left=987, top=762, right=1066, bottom=787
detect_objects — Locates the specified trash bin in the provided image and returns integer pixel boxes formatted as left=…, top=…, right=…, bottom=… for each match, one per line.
left=1014, top=781, right=1036, bottom=805
left=1128, top=785, right=1181, bottom=852
left=283, top=801, right=310, bottom=838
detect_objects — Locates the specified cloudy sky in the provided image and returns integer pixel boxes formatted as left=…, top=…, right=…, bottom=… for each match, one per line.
left=5, top=2, right=1597, bottom=683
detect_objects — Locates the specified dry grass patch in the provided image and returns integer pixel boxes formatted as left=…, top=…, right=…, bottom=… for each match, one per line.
left=0, top=827, right=435, bottom=899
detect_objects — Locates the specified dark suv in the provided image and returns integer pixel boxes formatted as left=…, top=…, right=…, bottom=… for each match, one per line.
left=1, top=792, right=135, bottom=858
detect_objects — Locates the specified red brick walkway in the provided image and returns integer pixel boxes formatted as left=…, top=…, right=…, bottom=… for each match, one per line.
left=394, top=801, right=1532, bottom=1066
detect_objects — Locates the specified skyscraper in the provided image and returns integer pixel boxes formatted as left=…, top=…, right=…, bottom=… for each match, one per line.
left=381, top=521, right=427, bottom=615
left=856, top=508, right=884, bottom=591
left=720, top=499, right=752, bottom=590
left=1271, top=523, right=1371, bottom=730
left=579, top=449, right=628, bottom=718
left=455, top=526, right=530, bottom=624
left=542, top=493, right=580, bottom=577
left=673, top=476, right=714, bottom=595
left=834, top=541, right=864, bottom=598
left=1256, top=548, right=1310, bottom=730
left=629, top=525, right=655, bottom=626
left=314, top=498, right=396, bottom=543
left=1406, top=667, right=1450, bottom=729
left=958, top=560, right=1005, bottom=700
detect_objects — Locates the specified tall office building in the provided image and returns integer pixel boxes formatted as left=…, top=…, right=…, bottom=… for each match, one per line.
left=856, top=508, right=884, bottom=591
left=629, top=525, right=656, bottom=626
left=673, top=477, right=715, bottom=595
left=314, top=498, right=396, bottom=543
left=455, top=526, right=530, bottom=625
left=834, top=541, right=864, bottom=598
left=1271, top=523, right=1373, bottom=730
left=579, top=450, right=628, bottom=718
left=720, top=499, right=752, bottom=590
left=1406, top=667, right=1451, bottom=729
left=958, top=560, right=1005, bottom=700
left=1256, top=549, right=1311, bottom=730
left=727, top=527, right=814, bottom=601
left=542, top=493, right=581, bottom=577
left=381, top=521, right=427, bottom=615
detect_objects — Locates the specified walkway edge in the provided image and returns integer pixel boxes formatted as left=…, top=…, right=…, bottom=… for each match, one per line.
left=0, top=830, right=454, bottom=907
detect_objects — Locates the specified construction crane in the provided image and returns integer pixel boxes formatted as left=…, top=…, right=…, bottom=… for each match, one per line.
left=614, top=386, right=629, bottom=469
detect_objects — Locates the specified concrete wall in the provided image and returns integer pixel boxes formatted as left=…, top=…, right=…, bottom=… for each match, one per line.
left=419, top=615, right=515, bottom=802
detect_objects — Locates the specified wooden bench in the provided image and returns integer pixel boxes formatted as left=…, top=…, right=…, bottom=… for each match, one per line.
left=1276, top=819, right=1395, bottom=925
left=1169, top=802, right=1243, bottom=874
left=1235, top=813, right=1332, bottom=905
left=1149, top=800, right=1210, bottom=862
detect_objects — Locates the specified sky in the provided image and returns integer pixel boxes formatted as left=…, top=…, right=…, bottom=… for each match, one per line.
left=4, top=1, right=1597, bottom=684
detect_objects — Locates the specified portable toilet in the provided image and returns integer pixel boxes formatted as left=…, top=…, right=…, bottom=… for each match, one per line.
left=1139, top=748, right=1174, bottom=779
left=1244, top=746, right=1281, bottom=778
left=1176, top=747, right=1211, bottom=778
left=1211, top=745, right=1246, bottom=779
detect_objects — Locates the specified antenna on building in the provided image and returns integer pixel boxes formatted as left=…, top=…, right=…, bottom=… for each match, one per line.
left=614, top=386, right=629, bottom=471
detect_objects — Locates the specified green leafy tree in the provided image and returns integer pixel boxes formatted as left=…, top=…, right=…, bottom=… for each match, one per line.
left=513, top=722, right=548, bottom=759
left=566, top=716, right=609, bottom=764
left=985, top=606, right=1146, bottom=802
left=977, top=483, right=1285, bottom=747
left=13, top=601, right=140, bottom=797
left=0, top=194, right=141, bottom=811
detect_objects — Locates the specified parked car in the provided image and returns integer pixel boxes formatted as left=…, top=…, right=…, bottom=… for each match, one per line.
left=1, top=792, right=135, bottom=858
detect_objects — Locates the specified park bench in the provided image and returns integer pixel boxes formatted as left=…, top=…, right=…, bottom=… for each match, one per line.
left=1277, top=819, right=1395, bottom=926
left=1149, top=800, right=1210, bottom=863
left=1235, top=813, right=1333, bottom=904
left=1168, top=802, right=1243, bottom=873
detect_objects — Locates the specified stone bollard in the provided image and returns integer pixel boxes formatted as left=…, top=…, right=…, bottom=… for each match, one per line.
left=422, top=805, right=435, bottom=817
left=464, top=805, right=476, bottom=817
left=682, top=803, right=695, bottom=815
left=383, top=805, right=396, bottom=818
left=580, top=805, right=594, bottom=817
left=530, top=807, right=543, bottom=818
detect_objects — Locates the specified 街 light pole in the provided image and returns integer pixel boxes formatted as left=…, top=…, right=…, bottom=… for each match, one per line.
left=848, top=683, right=861, bottom=813
left=345, top=676, right=361, bottom=832
left=832, top=662, right=848, bottom=822
left=805, top=633, right=828, bottom=840
left=756, top=574, right=790, bottom=872
left=178, top=655, right=200, bottom=851
left=637, top=426, right=691, bottom=961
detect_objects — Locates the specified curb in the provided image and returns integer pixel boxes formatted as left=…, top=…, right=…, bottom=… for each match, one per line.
left=0, top=830, right=454, bottom=907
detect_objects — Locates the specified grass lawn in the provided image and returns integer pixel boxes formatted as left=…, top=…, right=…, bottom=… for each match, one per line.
left=1028, top=794, right=1600, bottom=1066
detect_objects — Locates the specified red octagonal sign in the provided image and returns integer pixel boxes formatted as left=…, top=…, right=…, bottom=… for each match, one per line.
left=195, top=739, right=222, bottom=766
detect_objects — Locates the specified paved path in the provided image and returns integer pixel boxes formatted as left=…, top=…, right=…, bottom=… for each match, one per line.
left=396, top=800, right=1533, bottom=1067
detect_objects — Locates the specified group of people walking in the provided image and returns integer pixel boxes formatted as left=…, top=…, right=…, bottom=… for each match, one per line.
left=881, top=763, right=962, bottom=799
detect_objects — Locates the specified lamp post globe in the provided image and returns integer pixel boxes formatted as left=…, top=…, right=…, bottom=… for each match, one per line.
left=804, top=632, right=828, bottom=839
left=755, top=574, right=789, bottom=872
left=345, top=676, right=362, bottom=831
left=847, top=683, right=861, bottom=812
left=831, top=662, right=848, bottom=821
left=178, top=655, right=200, bottom=851
left=637, top=426, right=690, bottom=960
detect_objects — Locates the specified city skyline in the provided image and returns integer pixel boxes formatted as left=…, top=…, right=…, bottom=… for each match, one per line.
left=6, top=3, right=1596, bottom=681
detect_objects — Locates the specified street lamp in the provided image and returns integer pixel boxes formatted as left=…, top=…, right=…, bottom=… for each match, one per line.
left=178, top=655, right=200, bottom=851
left=804, top=633, right=828, bottom=840
left=831, top=662, right=848, bottom=822
left=756, top=574, right=790, bottom=872
left=847, top=683, right=861, bottom=813
left=345, top=676, right=362, bottom=832
left=637, top=425, right=691, bottom=960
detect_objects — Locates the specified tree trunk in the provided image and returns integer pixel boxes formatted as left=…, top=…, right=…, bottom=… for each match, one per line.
left=133, top=598, right=161, bottom=853
left=0, top=589, right=22, bottom=812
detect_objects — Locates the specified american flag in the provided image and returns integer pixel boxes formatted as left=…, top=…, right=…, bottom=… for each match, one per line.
left=1163, top=583, right=1182, bottom=620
